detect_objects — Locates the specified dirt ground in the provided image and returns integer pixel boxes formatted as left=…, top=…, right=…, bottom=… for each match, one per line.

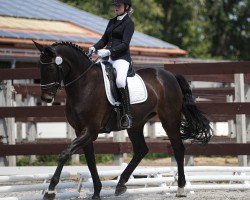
left=79, top=190, right=250, bottom=200
left=1, top=156, right=243, bottom=200
left=78, top=156, right=245, bottom=200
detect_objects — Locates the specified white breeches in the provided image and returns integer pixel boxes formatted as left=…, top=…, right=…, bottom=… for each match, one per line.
left=105, top=57, right=130, bottom=88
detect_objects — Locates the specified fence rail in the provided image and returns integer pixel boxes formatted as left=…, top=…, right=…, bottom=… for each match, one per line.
left=0, top=103, right=250, bottom=118
left=164, top=61, right=250, bottom=75
left=1, top=142, right=250, bottom=156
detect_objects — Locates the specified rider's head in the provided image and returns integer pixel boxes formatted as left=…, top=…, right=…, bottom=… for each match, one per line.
left=112, top=0, right=133, bottom=16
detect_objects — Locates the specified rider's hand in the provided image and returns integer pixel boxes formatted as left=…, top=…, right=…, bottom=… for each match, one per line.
left=88, top=46, right=96, bottom=55
left=97, top=49, right=111, bottom=58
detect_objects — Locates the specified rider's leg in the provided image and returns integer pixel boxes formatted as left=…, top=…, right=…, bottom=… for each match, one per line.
left=112, top=59, right=132, bottom=128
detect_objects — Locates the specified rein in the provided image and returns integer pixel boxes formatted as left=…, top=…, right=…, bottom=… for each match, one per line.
left=64, top=56, right=99, bottom=87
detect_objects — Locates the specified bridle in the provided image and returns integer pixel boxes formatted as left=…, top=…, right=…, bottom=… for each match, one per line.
left=39, top=59, right=64, bottom=91
left=39, top=53, right=99, bottom=92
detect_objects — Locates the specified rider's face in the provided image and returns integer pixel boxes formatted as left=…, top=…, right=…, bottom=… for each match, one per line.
left=114, top=3, right=125, bottom=15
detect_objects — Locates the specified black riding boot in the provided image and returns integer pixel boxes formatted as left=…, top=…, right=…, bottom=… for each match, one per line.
left=118, top=87, right=132, bottom=128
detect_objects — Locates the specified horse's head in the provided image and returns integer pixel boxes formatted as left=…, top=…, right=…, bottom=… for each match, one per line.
left=33, top=41, right=65, bottom=103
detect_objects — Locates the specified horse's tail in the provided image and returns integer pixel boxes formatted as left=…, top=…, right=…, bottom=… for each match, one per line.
left=175, top=74, right=213, bottom=144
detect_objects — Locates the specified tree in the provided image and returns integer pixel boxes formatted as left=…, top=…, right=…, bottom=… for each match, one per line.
left=204, top=0, right=250, bottom=60
left=156, top=0, right=250, bottom=60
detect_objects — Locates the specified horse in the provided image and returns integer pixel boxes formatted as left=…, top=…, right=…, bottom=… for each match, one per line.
left=33, top=41, right=212, bottom=200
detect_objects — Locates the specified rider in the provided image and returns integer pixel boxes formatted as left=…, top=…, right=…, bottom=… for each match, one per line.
left=89, top=0, right=134, bottom=128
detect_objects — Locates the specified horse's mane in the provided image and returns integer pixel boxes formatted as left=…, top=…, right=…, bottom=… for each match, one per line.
left=51, top=41, right=87, bottom=57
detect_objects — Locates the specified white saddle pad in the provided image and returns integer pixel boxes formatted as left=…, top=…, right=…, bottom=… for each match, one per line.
left=101, top=63, right=148, bottom=106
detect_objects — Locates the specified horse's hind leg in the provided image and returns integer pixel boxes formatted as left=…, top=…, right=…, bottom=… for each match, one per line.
left=115, top=124, right=149, bottom=196
left=161, top=116, right=186, bottom=197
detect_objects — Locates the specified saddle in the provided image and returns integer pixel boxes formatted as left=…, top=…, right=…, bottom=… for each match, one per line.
left=99, top=61, right=147, bottom=133
left=102, top=60, right=135, bottom=103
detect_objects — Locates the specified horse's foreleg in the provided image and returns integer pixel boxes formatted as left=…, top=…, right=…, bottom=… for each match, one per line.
left=83, top=142, right=102, bottom=200
left=43, top=147, right=72, bottom=200
left=43, top=130, right=92, bottom=200
left=115, top=127, right=148, bottom=196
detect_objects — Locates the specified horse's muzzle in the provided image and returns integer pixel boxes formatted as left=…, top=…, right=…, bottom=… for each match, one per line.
left=41, top=92, right=55, bottom=103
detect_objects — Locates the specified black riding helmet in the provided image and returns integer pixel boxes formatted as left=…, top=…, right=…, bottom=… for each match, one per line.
left=112, top=0, right=132, bottom=7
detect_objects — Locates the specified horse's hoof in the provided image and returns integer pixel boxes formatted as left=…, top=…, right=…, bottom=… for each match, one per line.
left=92, top=194, right=101, bottom=200
left=115, top=184, right=127, bottom=196
left=176, top=187, right=187, bottom=197
left=43, top=192, right=56, bottom=200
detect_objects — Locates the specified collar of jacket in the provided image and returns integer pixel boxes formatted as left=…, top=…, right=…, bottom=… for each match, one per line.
left=111, top=14, right=129, bottom=31
left=117, top=12, right=127, bottom=20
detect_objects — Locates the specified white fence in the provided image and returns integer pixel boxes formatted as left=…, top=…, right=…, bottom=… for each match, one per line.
left=1, top=165, right=250, bottom=199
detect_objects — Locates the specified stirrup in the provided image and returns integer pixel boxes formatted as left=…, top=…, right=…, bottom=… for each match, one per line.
left=120, top=114, right=132, bottom=128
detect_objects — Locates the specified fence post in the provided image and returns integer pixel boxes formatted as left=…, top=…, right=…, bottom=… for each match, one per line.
left=227, top=95, right=236, bottom=138
left=0, top=80, right=16, bottom=166
left=245, top=83, right=250, bottom=165
left=113, top=130, right=126, bottom=165
left=66, top=124, right=79, bottom=164
left=25, top=95, right=37, bottom=163
left=147, top=122, right=156, bottom=139
left=234, top=73, right=247, bottom=166
left=0, top=81, right=8, bottom=166
left=15, top=94, right=23, bottom=142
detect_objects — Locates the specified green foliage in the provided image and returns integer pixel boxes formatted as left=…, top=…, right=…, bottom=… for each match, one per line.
left=17, top=156, right=31, bottom=166
left=144, top=153, right=168, bottom=160
left=80, top=154, right=113, bottom=164
left=17, top=155, right=71, bottom=166
left=59, top=0, right=250, bottom=60
left=132, top=0, right=164, bottom=38
left=203, top=0, right=250, bottom=60
left=17, top=155, right=114, bottom=166
left=156, top=0, right=250, bottom=60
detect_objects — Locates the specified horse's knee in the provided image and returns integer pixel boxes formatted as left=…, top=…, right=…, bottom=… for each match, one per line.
left=58, top=149, right=71, bottom=163
left=135, top=145, right=149, bottom=158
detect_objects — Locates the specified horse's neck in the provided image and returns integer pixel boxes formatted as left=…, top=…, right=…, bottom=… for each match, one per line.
left=64, top=55, right=92, bottom=83
left=64, top=64, right=102, bottom=102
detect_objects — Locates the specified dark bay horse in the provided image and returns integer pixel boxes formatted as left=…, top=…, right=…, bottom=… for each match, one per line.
left=33, top=41, right=212, bottom=200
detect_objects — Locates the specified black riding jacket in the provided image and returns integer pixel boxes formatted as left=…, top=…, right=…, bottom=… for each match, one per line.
left=94, top=14, right=134, bottom=63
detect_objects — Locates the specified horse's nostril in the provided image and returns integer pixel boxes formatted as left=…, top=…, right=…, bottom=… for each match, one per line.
left=41, top=93, right=54, bottom=103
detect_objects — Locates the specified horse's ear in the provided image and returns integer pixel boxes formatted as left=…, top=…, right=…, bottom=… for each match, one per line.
left=32, top=40, right=44, bottom=52
left=45, top=46, right=56, bottom=57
